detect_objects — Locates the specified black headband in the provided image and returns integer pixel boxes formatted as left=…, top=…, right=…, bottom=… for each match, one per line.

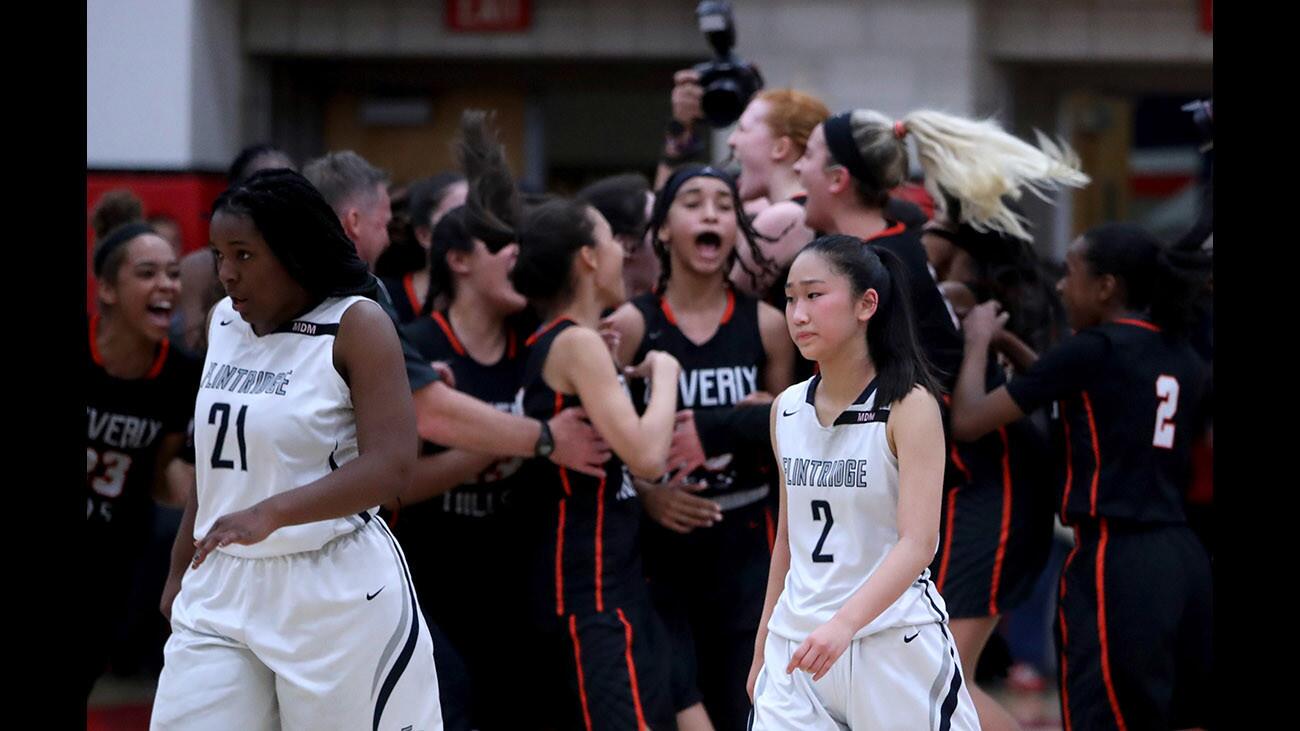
left=823, top=112, right=886, bottom=192
left=650, top=164, right=738, bottom=233
left=93, top=222, right=157, bottom=278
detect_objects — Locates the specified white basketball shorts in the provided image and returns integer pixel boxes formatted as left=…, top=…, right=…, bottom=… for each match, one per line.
left=751, top=621, right=980, bottom=730
left=151, top=517, right=442, bottom=731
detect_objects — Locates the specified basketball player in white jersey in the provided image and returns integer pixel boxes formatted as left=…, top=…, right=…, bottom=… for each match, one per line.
left=151, top=169, right=442, bottom=731
left=748, top=235, right=979, bottom=730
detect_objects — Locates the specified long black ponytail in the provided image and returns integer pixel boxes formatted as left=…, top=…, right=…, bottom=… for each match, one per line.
left=799, top=234, right=942, bottom=406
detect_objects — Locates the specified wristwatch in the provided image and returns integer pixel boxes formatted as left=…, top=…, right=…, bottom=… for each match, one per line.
left=534, top=419, right=555, bottom=458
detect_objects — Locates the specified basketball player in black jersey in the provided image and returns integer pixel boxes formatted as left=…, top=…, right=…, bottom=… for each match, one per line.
left=605, top=165, right=793, bottom=731
left=396, top=199, right=535, bottom=730
left=926, top=209, right=1066, bottom=730
left=87, top=221, right=199, bottom=700
left=511, top=196, right=684, bottom=731
left=951, top=223, right=1212, bottom=731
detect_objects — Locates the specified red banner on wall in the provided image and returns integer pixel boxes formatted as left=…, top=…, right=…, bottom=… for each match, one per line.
left=445, top=0, right=531, bottom=32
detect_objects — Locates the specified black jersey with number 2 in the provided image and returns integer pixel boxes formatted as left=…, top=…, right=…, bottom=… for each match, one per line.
left=1006, top=318, right=1206, bottom=525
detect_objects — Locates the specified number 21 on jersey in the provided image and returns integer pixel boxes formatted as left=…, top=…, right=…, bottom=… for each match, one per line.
left=1153, top=375, right=1179, bottom=449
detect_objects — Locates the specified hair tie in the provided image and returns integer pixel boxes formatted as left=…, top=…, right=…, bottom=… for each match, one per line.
left=893, top=120, right=907, bottom=140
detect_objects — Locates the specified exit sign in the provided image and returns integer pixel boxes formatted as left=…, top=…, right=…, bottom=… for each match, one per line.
left=445, top=0, right=532, bottom=32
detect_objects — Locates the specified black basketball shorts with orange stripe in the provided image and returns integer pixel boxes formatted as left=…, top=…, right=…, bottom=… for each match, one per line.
left=540, top=601, right=677, bottom=731
left=931, top=418, right=1056, bottom=618
left=1055, top=520, right=1211, bottom=731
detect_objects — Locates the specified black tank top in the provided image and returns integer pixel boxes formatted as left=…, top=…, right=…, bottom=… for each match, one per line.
left=519, top=318, right=645, bottom=621
left=630, top=289, right=773, bottom=509
left=87, top=315, right=200, bottom=554
left=1006, top=319, right=1207, bottom=525
left=396, top=310, right=529, bottom=593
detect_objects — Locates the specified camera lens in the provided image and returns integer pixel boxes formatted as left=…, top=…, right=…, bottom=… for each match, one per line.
left=702, top=80, right=746, bottom=127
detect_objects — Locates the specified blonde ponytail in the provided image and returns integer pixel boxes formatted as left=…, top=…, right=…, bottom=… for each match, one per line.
left=900, top=110, right=1089, bottom=240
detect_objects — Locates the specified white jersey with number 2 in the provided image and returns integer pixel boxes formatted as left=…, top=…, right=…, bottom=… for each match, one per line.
left=767, top=374, right=948, bottom=642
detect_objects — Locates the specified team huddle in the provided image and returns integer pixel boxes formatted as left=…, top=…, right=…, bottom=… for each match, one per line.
left=86, top=72, right=1212, bottom=731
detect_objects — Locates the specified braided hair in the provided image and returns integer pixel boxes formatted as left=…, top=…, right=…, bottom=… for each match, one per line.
left=210, top=169, right=378, bottom=301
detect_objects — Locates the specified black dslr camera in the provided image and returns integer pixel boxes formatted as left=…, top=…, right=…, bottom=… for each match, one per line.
left=692, top=1, right=764, bottom=127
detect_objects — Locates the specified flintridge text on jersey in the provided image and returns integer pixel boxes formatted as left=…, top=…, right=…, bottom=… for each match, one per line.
left=201, top=361, right=294, bottom=396
left=782, top=456, right=872, bottom=488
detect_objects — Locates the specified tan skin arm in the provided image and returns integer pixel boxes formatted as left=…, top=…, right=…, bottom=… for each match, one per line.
left=160, top=478, right=198, bottom=620
left=413, top=380, right=610, bottom=479
left=391, top=449, right=500, bottom=510
left=545, top=326, right=680, bottom=479
left=950, top=301, right=1028, bottom=442
left=733, top=202, right=815, bottom=298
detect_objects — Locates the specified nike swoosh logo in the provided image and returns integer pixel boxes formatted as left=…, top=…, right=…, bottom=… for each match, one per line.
left=366, top=586, right=385, bottom=601
left=903, top=631, right=919, bottom=643
left=219, top=319, right=233, bottom=326
left=646, top=331, right=662, bottom=340
left=782, top=409, right=799, bottom=417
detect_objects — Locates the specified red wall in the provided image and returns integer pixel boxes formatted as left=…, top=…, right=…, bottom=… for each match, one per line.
left=86, top=171, right=229, bottom=314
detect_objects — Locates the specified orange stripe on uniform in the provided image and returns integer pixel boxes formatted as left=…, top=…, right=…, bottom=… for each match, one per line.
left=403, top=272, right=421, bottom=314
left=763, top=505, right=775, bottom=552
left=949, top=444, right=972, bottom=483
left=937, top=485, right=959, bottom=591
left=555, top=500, right=567, bottom=616
left=1113, top=317, right=1160, bottom=333
left=659, top=297, right=677, bottom=326
left=988, top=427, right=1014, bottom=615
left=89, top=313, right=104, bottom=366
left=526, top=316, right=574, bottom=347
left=430, top=312, right=467, bottom=357
left=1057, top=528, right=1082, bottom=731
left=1081, top=393, right=1101, bottom=516
left=568, top=615, right=594, bottom=731
left=554, top=391, right=570, bottom=617
left=1096, top=520, right=1129, bottom=730
left=595, top=477, right=606, bottom=613
left=720, top=288, right=736, bottom=324
left=145, top=338, right=170, bottom=379
left=863, top=221, right=906, bottom=242
left=616, top=608, right=649, bottom=730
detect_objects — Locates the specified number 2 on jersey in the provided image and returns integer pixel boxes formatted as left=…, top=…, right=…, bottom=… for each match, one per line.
left=209, top=402, right=249, bottom=470
left=1152, top=375, right=1179, bottom=449
left=811, top=499, right=835, bottom=563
